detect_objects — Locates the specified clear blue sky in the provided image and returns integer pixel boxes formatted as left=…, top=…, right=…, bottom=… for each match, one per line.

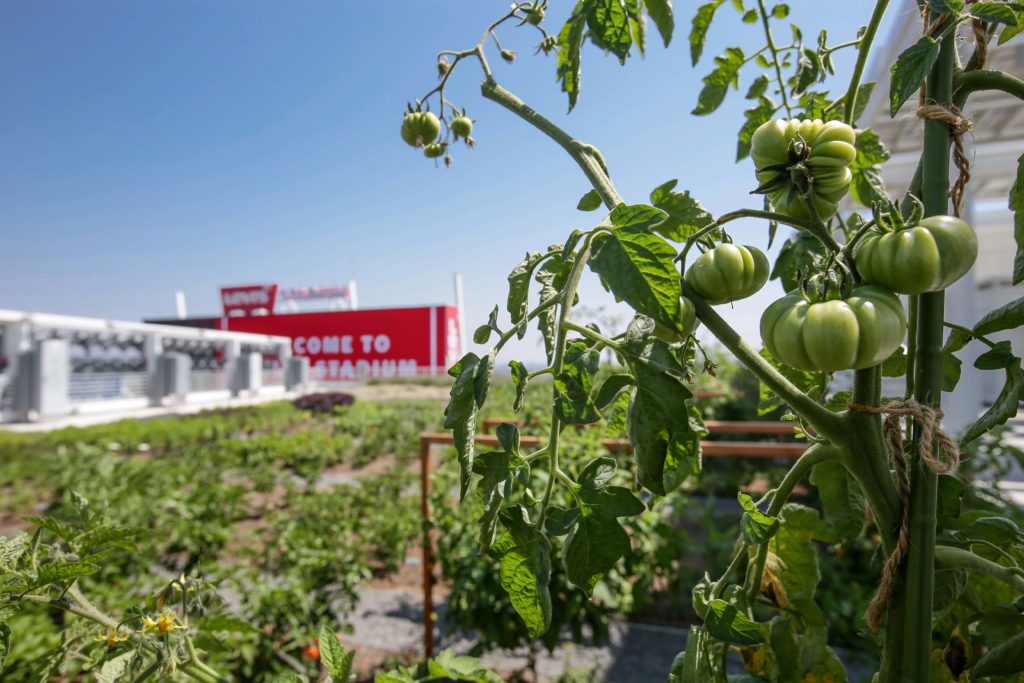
left=0, top=2, right=901, bottom=363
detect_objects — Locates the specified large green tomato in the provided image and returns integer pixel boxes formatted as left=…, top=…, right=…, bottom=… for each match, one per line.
left=750, top=118, right=856, bottom=220
left=685, top=244, right=769, bottom=305
left=653, top=296, right=698, bottom=343
left=760, top=285, right=907, bottom=372
left=401, top=111, right=441, bottom=148
left=853, top=215, right=978, bottom=294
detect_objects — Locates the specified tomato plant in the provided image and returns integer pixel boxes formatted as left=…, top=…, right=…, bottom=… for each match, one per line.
left=404, top=1, right=1024, bottom=681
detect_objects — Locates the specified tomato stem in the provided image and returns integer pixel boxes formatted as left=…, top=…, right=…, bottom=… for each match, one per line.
left=842, top=0, right=890, bottom=125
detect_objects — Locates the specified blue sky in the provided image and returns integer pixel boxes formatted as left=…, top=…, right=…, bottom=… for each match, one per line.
left=0, top=2, right=901, bottom=363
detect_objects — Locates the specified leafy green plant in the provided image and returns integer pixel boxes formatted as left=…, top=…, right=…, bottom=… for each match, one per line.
left=408, top=1, right=1024, bottom=680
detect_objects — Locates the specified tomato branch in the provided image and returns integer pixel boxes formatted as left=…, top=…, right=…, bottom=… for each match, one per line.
left=678, top=209, right=839, bottom=265
left=561, top=320, right=624, bottom=352
left=953, top=68, right=1024, bottom=102
left=755, top=0, right=792, bottom=118
left=480, top=80, right=623, bottom=209
left=935, top=545, right=1024, bottom=594
left=842, top=0, right=890, bottom=125
left=683, top=285, right=846, bottom=442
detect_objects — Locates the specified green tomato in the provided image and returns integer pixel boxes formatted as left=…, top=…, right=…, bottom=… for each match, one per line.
left=423, top=142, right=447, bottom=159
left=653, top=296, right=698, bottom=343
left=685, top=244, right=769, bottom=305
left=760, top=284, right=907, bottom=372
left=853, top=215, right=978, bottom=294
left=526, top=6, right=545, bottom=24
left=451, top=116, right=473, bottom=140
left=401, top=111, right=441, bottom=148
left=750, top=118, right=856, bottom=220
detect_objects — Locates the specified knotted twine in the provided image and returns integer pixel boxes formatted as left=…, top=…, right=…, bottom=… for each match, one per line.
left=916, top=104, right=973, bottom=217
left=848, top=399, right=961, bottom=631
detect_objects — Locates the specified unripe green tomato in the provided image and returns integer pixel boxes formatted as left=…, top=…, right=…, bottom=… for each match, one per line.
left=400, top=111, right=441, bottom=148
left=750, top=118, right=856, bottom=220
left=685, top=244, right=769, bottom=305
left=760, top=284, right=907, bottom=372
left=451, top=116, right=473, bottom=140
left=652, top=297, right=698, bottom=343
left=526, top=6, right=545, bottom=24
left=423, top=142, right=446, bottom=159
left=853, top=215, right=978, bottom=294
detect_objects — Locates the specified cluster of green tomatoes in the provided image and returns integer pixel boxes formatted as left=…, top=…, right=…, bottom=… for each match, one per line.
left=400, top=106, right=474, bottom=166
left=673, top=117, right=978, bottom=373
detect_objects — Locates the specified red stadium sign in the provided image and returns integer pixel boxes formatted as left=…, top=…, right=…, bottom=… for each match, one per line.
left=220, top=284, right=279, bottom=316
left=220, top=305, right=460, bottom=380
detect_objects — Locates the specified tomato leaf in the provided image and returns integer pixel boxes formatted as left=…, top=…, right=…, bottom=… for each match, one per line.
left=557, top=3, right=591, bottom=111
left=643, top=0, right=674, bottom=46
left=738, top=492, right=780, bottom=544
left=793, top=46, right=821, bottom=95
left=507, top=252, right=545, bottom=327
left=609, top=202, right=669, bottom=234
left=1012, top=154, right=1024, bottom=284
left=319, top=624, right=353, bottom=682
left=944, top=327, right=973, bottom=353
left=769, top=504, right=826, bottom=603
left=588, top=225, right=681, bottom=330
left=889, top=36, right=940, bottom=116
left=444, top=353, right=482, bottom=500
left=587, top=0, right=633, bottom=63
left=704, top=599, right=764, bottom=645
left=769, top=232, right=826, bottom=293
left=0, top=623, right=9, bottom=674
left=553, top=340, right=602, bottom=425
left=509, top=360, right=529, bottom=412
left=535, top=259, right=571, bottom=362
left=592, top=372, right=635, bottom=410
left=577, top=189, right=602, bottom=211
left=493, top=506, right=552, bottom=638
left=689, top=0, right=725, bottom=65
left=971, top=1, right=1019, bottom=25
left=650, top=180, right=714, bottom=241
left=974, top=341, right=1016, bottom=370
left=474, top=427, right=522, bottom=551
left=975, top=296, right=1024, bottom=336
left=972, top=630, right=1024, bottom=677
left=850, top=129, right=891, bottom=207
left=941, top=350, right=962, bottom=392
left=737, top=97, right=778, bottom=161
left=693, top=46, right=745, bottom=115
left=960, top=357, right=1024, bottom=445
left=810, top=460, right=866, bottom=543
left=622, top=325, right=704, bottom=494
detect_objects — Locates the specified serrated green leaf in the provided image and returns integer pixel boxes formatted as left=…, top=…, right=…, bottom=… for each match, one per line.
left=593, top=372, right=634, bottom=410
left=974, top=341, right=1016, bottom=370
left=588, top=0, right=633, bottom=62
left=704, top=599, right=764, bottom=645
left=32, top=561, right=99, bottom=589
left=493, top=507, right=552, bottom=638
left=509, top=360, right=529, bottom=413
left=809, top=460, right=866, bottom=543
left=745, top=74, right=769, bottom=99
left=320, top=624, right=353, bottom=681
left=649, top=180, right=714, bottom=241
left=690, top=0, right=725, bottom=65
left=944, top=327, right=973, bottom=353
left=22, top=517, right=78, bottom=542
left=644, top=0, right=674, bottom=46
left=693, top=46, right=744, bottom=115
left=95, top=652, right=134, bottom=683
left=535, top=258, right=571, bottom=362
left=882, top=345, right=907, bottom=378
left=737, top=97, right=778, bottom=161
left=577, top=189, right=602, bottom=211
left=975, top=296, right=1024, bottom=335
left=588, top=227, right=680, bottom=329
left=961, top=358, right=1024, bottom=445
left=565, top=514, right=631, bottom=594
left=445, top=353, right=481, bottom=500
left=942, top=350, right=962, bottom=392
left=557, top=3, right=591, bottom=111
left=507, top=252, right=545, bottom=326
left=554, top=340, right=602, bottom=424
left=738, top=492, right=780, bottom=544
left=768, top=504, right=825, bottom=603
left=793, top=47, right=821, bottom=95
left=198, top=614, right=260, bottom=633
left=0, top=623, right=9, bottom=673
left=889, top=36, right=940, bottom=116
left=971, top=1, right=1018, bottom=24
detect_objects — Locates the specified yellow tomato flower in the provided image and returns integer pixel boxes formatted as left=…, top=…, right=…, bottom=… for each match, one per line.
left=95, top=628, right=130, bottom=649
left=142, top=610, right=181, bottom=636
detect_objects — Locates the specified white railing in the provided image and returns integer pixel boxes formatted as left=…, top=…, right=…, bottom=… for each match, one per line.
left=189, top=369, right=230, bottom=392
left=69, top=372, right=149, bottom=403
left=262, top=368, right=284, bottom=387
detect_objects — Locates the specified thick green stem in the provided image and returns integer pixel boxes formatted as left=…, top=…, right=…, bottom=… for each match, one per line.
left=480, top=80, right=622, bottom=210
left=953, top=68, right=1024, bottom=101
left=843, top=0, right=891, bottom=124
left=901, top=25, right=956, bottom=682
left=685, top=289, right=845, bottom=442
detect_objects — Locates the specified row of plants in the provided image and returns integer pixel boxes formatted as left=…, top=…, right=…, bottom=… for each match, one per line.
left=0, top=399, right=439, bottom=680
